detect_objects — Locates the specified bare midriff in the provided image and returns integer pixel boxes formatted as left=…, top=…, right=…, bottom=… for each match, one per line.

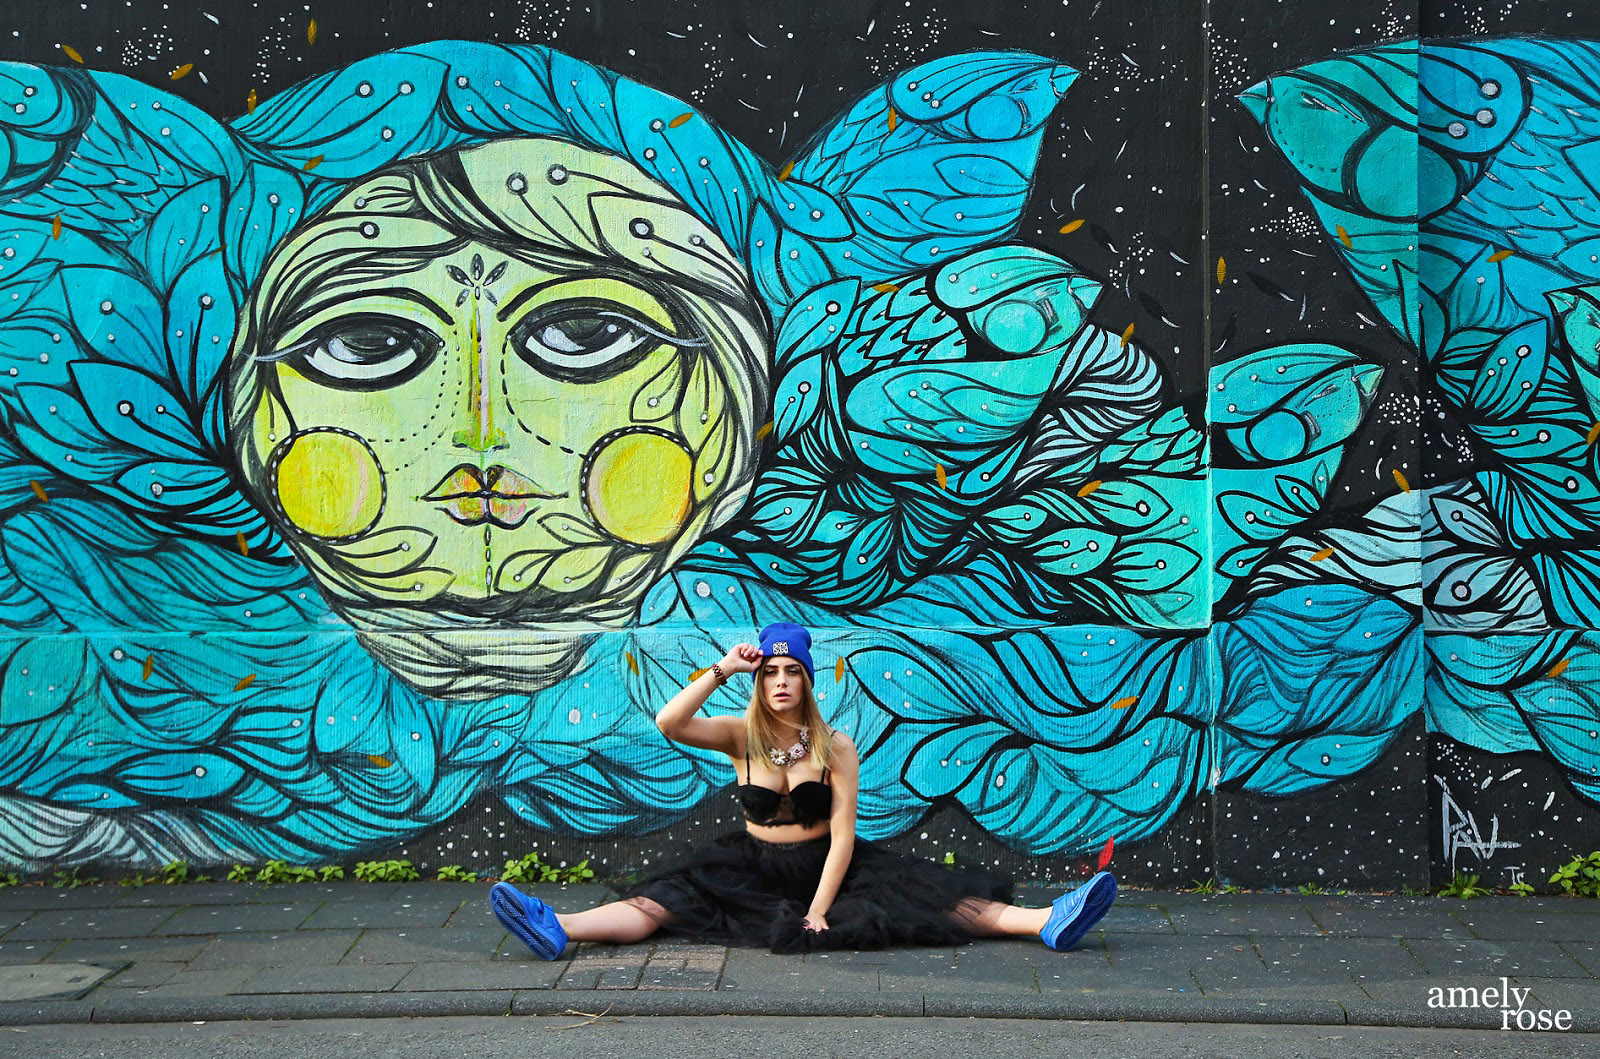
left=745, top=818, right=829, bottom=843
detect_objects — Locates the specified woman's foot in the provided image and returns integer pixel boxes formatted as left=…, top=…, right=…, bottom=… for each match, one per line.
left=1040, top=870, right=1117, bottom=951
left=490, top=882, right=569, bottom=960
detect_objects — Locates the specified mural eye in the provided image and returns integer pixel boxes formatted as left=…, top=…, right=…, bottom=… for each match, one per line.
left=1299, top=91, right=1355, bottom=119
left=508, top=301, right=677, bottom=381
left=282, top=315, right=442, bottom=391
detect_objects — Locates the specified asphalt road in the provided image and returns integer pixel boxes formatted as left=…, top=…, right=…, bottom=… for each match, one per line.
left=4, top=1015, right=1591, bottom=1058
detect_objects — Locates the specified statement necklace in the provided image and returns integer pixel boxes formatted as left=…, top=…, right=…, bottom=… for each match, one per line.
left=767, top=727, right=812, bottom=768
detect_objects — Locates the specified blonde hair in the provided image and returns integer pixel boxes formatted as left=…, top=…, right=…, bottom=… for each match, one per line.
left=744, top=665, right=833, bottom=772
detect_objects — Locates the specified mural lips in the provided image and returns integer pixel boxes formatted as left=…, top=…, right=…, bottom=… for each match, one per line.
left=422, top=464, right=563, bottom=529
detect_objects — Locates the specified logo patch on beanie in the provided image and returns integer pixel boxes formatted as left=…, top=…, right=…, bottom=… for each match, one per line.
left=771, top=641, right=789, bottom=654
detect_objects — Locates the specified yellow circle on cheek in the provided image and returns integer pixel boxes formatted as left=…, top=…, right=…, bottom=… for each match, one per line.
left=585, top=431, right=694, bottom=546
left=273, top=429, right=386, bottom=539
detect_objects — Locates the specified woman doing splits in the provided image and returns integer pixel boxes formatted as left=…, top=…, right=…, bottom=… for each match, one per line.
left=490, top=622, right=1118, bottom=956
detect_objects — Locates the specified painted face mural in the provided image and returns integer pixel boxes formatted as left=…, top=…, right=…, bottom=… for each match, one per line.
left=0, top=22, right=1593, bottom=885
left=226, top=139, right=767, bottom=696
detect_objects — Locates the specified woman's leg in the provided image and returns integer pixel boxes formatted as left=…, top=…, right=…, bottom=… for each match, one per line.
left=947, top=897, right=1051, bottom=938
left=555, top=897, right=675, bottom=944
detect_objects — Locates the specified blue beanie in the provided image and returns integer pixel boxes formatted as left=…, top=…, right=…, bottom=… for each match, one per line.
left=756, top=622, right=815, bottom=683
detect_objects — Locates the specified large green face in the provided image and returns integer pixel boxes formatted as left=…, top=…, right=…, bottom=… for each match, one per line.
left=228, top=139, right=767, bottom=636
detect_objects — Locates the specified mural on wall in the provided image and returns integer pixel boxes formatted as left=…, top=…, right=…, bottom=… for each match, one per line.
left=0, top=1, right=1588, bottom=884
left=1251, top=33, right=1600, bottom=880
left=0, top=32, right=1427, bottom=870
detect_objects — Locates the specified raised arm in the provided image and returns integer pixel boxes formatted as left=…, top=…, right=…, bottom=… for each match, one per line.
left=655, top=643, right=762, bottom=753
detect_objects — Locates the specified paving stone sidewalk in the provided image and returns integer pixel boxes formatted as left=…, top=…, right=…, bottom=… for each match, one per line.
left=0, top=881, right=1595, bottom=1030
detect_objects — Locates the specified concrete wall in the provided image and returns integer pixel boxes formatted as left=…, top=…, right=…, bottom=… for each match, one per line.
left=0, top=0, right=1593, bottom=891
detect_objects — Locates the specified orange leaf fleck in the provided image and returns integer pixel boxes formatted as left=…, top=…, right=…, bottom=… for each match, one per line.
left=1058, top=219, right=1085, bottom=234
left=233, top=674, right=256, bottom=692
left=1392, top=468, right=1411, bottom=493
left=1310, top=546, right=1335, bottom=562
left=1110, top=696, right=1137, bottom=710
left=1120, top=321, right=1135, bottom=348
left=367, top=754, right=392, bottom=768
left=777, top=161, right=795, bottom=181
left=886, top=106, right=898, bottom=132
left=236, top=531, right=249, bottom=557
left=935, top=463, right=947, bottom=491
left=755, top=421, right=774, bottom=440
left=835, top=657, right=845, bottom=683
left=1547, top=657, right=1571, bottom=679
left=307, top=18, right=318, bottom=45
left=60, top=45, right=84, bottom=64
left=1076, top=479, right=1102, bottom=498
left=1336, top=224, right=1352, bottom=248
left=668, top=112, right=693, bottom=128
left=246, top=88, right=258, bottom=114
left=625, top=650, right=639, bottom=675
left=1588, top=422, right=1600, bottom=447
left=301, top=154, right=324, bottom=172
left=28, top=480, right=46, bottom=502
left=1488, top=248, right=1514, bottom=263
left=141, top=655, right=154, bottom=681
left=51, top=215, right=61, bottom=240
left=870, top=282, right=900, bottom=293
left=689, top=666, right=710, bottom=683
left=169, top=63, right=193, bottom=80
left=1216, top=256, right=1227, bottom=284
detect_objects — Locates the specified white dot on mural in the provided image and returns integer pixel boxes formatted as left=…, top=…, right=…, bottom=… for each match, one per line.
left=568, top=709, right=582, bottom=724
left=695, top=581, right=711, bottom=597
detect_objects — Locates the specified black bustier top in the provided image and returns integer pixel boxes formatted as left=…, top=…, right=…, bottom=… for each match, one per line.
left=736, top=744, right=832, bottom=826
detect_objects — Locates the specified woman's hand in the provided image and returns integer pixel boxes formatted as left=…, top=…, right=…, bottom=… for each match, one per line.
left=720, top=643, right=762, bottom=675
left=803, top=910, right=829, bottom=933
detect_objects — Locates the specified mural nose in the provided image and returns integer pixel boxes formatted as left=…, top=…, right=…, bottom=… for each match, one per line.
left=452, top=423, right=510, bottom=453
left=453, top=337, right=510, bottom=453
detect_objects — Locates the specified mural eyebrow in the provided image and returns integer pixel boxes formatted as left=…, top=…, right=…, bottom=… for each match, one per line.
left=299, top=287, right=456, bottom=324
left=494, top=281, right=560, bottom=323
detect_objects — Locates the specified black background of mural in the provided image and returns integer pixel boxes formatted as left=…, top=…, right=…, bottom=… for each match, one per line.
left=5, top=2, right=1597, bottom=888
left=1421, top=0, right=1600, bottom=889
left=1205, top=0, right=1427, bottom=889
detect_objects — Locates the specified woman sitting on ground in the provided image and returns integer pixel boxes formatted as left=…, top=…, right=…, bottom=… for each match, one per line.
left=490, top=622, right=1118, bottom=956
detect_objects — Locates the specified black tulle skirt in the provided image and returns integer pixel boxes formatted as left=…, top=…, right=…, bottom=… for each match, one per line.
left=621, top=830, right=1014, bottom=954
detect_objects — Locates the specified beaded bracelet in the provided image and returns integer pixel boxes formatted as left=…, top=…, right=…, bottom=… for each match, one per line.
left=710, top=663, right=727, bottom=684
